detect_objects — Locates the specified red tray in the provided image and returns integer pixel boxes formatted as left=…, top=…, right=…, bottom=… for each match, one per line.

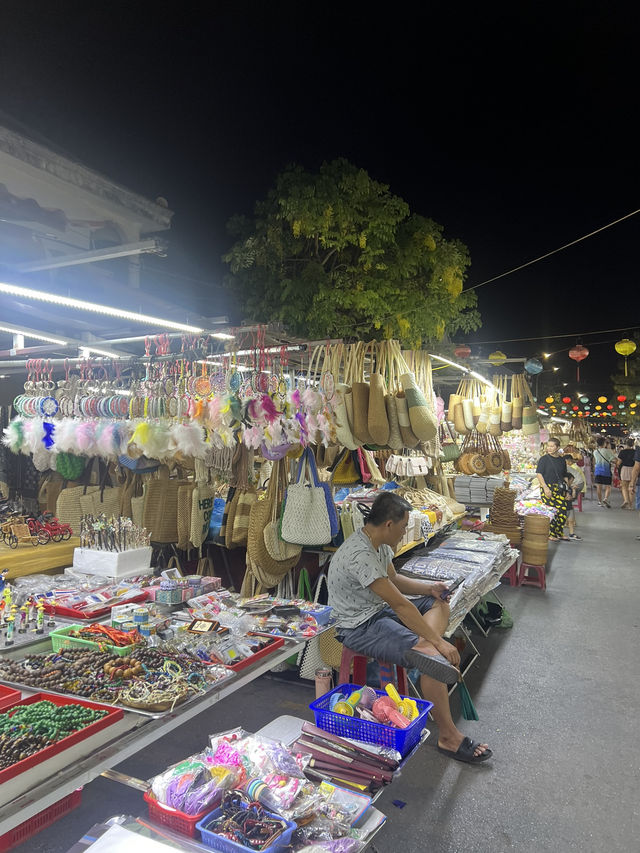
left=0, top=692, right=124, bottom=784
left=144, top=790, right=222, bottom=837
left=0, top=788, right=82, bottom=852
left=0, top=685, right=21, bottom=712
left=225, top=634, right=285, bottom=672
left=42, top=590, right=148, bottom=620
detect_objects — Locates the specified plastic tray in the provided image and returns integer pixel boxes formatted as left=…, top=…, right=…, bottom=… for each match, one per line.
left=196, top=807, right=296, bottom=853
left=49, top=623, right=140, bottom=657
left=0, top=788, right=82, bottom=852
left=144, top=790, right=221, bottom=837
left=225, top=634, right=285, bottom=672
left=0, top=692, right=123, bottom=784
left=0, top=684, right=21, bottom=712
left=309, top=683, right=433, bottom=757
left=41, top=591, right=148, bottom=620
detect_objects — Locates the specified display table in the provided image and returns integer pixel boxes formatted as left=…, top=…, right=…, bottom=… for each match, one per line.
left=0, top=636, right=308, bottom=837
left=0, top=537, right=80, bottom=579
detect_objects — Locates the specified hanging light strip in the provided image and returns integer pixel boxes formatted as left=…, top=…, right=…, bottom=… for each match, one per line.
left=0, top=281, right=203, bottom=334
left=0, top=324, right=68, bottom=346
left=429, top=353, right=498, bottom=392
left=78, top=346, right=129, bottom=359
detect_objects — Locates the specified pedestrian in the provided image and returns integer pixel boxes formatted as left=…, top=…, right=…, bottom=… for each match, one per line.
left=615, top=438, right=636, bottom=509
left=628, top=443, right=640, bottom=538
left=563, top=472, right=582, bottom=540
left=536, top=437, right=569, bottom=541
left=564, top=452, right=585, bottom=516
left=593, top=436, right=616, bottom=507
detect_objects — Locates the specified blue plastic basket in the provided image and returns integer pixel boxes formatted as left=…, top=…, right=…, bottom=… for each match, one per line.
left=196, top=808, right=296, bottom=853
left=300, top=604, right=333, bottom=626
left=309, top=683, right=432, bottom=757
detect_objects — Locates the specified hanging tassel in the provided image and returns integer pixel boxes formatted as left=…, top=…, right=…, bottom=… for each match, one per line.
left=458, top=678, right=479, bottom=721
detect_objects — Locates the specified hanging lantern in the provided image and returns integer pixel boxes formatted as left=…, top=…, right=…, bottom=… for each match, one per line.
left=545, top=395, right=554, bottom=404
left=580, top=396, right=589, bottom=403
left=614, top=338, right=637, bottom=376
left=585, top=405, right=591, bottom=410
left=598, top=396, right=607, bottom=403
left=619, top=403, right=626, bottom=409
left=578, top=412, right=584, bottom=417
left=568, top=344, right=589, bottom=380
left=636, top=394, right=640, bottom=401
left=562, top=396, right=572, bottom=404
left=607, top=404, right=614, bottom=410
left=524, top=357, right=543, bottom=375
left=488, top=350, right=507, bottom=366
left=617, top=395, right=627, bottom=402
left=572, top=406, right=579, bottom=411
left=454, top=344, right=471, bottom=359
left=595, top=405, right=602, bottom=411
left=631, top=402, right=637, bottom=408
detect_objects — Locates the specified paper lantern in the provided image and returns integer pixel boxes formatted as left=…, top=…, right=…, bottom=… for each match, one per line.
left=619, top=403, right=625, bottom=409
left=631, top=402, right=637, bottom=408
left=595, top=405, right=602, bottom=411
left=636, top=394, right=640, bottom=401
left=562, top=396, right=572, bottom=404
left=525, top=357, right=543, bottom=375
left=617, top=395, right=627, bottom=402
left=580, top=396, right=589, bottom=403
left=545, top=396, right=554, bottom=404
left=615, top=338, right=637, bottom=376
left=488, top=350, right=507, bottom=366
left=607, top=404, right=614, bottom=410
left=568, top=344, right=589, bottom=380
left=585, top=405, right=591, bottom=410
left=578, top=412, right=584, bottom=417
left=572, top=406, right=579, bottom=411
left=454, top=344, right=471, bottom=359
left=598, top=396, right=607, bottom=403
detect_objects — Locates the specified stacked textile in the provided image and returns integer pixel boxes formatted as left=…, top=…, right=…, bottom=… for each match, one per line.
left=400, top=531, right=518, bottom=635
left=454, top=475, right=505, bottom=505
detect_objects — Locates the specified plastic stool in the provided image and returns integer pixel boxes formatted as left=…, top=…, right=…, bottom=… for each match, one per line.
left=518, top=561, right=546, bottom=590
left=577, top=493, right=583, bottom=512
left=503, top=560, right=519, bottom=586
left=339, top=646, right=408, bottom=694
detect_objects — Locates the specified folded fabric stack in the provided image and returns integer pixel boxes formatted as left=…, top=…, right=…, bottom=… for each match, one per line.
left=400, top=530, right=518, bottom=635
left=454, top=475, right=505, bottom=505
left=483, top=486, right=522, bottom=545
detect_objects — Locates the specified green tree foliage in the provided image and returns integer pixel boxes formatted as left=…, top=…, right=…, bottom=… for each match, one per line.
left=223, top=159, right=480, bottom=345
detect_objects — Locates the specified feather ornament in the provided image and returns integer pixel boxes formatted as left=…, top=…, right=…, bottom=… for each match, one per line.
left=145, top=422, right=171, bottom=460
left=260, top=394, right=279, bottom=423
left=96, top=422, right=115, bottom=458
left=76, top=421, right=97, bottom=455
left=291, top=389, right=301, bottom=409
left=170, top=422, right=207, bottom=459
left=2, top=418, right=24, bottom=453
left=53, top=418, right=77, bottom=453
left=242, top=425, right=263, bottom=450
left=207, top=397, right=222, bottom=427
left=130, top=422, right=150, bottom=451
left=302, top=387, right=322, bottom=414
left=23, top=418, right=44, bottom=454
left=42, top=421, right=55, bottom=449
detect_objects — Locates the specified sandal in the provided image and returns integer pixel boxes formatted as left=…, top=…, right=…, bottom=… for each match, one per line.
left=437, top=736, right=493, bottom=764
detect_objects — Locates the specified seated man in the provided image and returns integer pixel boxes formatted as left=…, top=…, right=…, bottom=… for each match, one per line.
left=328, top=492, right=492, bottom=765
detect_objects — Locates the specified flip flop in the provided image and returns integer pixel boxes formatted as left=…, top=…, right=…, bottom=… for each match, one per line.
left=403, top=649, right=460, bottom=685
left=437, top=736, right=493, bottom=764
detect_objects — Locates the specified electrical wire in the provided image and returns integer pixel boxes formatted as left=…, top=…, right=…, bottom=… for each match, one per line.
left=465, top=206, right=640, bottom=292
left=468, top=325, right=640, bottom=346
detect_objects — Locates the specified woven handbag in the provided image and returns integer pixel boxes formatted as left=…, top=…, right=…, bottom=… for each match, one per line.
left=330, top=448, right=361, bottom=487
left=280, top=448, right=332, bottom=546
left=298, top=572, right=332, bottom=679
left=143, top=465, right=187, bottom=544
left=366, top=342, right=390, bottom=446
left=56, top=484, right=99, bottom=532
left=190, top=482, right=216, bottom=548
left=177, top=483, right=196, bottom=550
left=318, top=626, right=344, bottom=671
left=263, top=462, right=303, bottom=563
left=350, top=342, right=373, bottom=445
left=396, top=347, right=437, bottom=442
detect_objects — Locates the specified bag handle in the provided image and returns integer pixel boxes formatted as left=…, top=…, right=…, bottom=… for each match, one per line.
left=297, top=567, right=313, bottom=601
left=295, top=446, right=322, bottom=487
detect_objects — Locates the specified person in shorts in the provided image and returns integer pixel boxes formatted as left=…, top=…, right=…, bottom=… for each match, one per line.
left=328, top=491, right=492, bottom=765
left=593, top=436, right=616, bottom=507
left=563, top=472, right=582, bottom=540
left=615, top=438, right=636, bottom=509
left=629, top=444, right=640, bottom=538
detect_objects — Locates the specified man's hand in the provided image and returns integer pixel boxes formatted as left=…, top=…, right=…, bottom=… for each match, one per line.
left=436, top=640, right=460, bottom=667
left=430, top=581, right=451, bottom=600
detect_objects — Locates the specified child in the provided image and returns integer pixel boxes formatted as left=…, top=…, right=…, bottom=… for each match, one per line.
left=564, top=473, right=582, bottom=541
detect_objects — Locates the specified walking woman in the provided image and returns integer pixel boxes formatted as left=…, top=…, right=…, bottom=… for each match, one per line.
left=616, top=438, right=636, bottom=508
left=593, top=436, right=616, bottom=507
left=536, top=437, right=569, bottom=541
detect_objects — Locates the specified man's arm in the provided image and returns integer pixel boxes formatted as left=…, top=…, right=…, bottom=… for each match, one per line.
left=368, top=576, right=457, bottom=664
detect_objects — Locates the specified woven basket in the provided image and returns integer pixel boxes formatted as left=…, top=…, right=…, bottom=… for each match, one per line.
left=524, top=515, right=551, bottom=535
left=522, top=531, right=549, bottom=547
left=521, top=544, right=548, bottom=565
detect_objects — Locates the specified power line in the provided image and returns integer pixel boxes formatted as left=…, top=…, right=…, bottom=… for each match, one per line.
left=465, top=206, right=640, bottom=292
left=468, top=325, right=640, bottom=346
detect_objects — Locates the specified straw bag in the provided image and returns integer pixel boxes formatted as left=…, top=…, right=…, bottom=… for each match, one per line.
left=330, top=448, right=361, bottom=487
left=80, top=461, right=122, bottom=519
left=331, top=344, right=359, bottom=450
left=380, top=341, right=403, bottom=451
left=280, top=447, right=332, bottom=546
left=449, top=393, right=468, bottom=436
left=143, top=465, right=187, bottom=544
left=56, top=484, right=99, bottom=532
left=318, top=626, right=344, bottom=671
left=246, top=468, right=301, bottom=589
left=366, top=342, right=390, bottom=446
left=511, top=374, right=523, bottom=430
left=499, top=375, right=513, bottom=432
left=298, top=572, right=331, bottom=679
left=350, top=342, right=373, bottom=445
left=440, top=421, right=461, bottom=462
left=131, top=492, right=145, bottom=528
left=263, top=462, right=303, bottom=564
left=396, top=345, right=437, bottom=442
left=190, top=482, right=216, bottom=548
left=360, top=448, right=385, bottom=486
left=520, top=375, right=540, bottom=437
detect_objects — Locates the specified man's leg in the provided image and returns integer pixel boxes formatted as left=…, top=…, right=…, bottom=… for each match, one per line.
left=411, top=600, right=489, bottom=758
left=604, top=485, right=612, bottom=506
left=566, top=510, right=575, bottom=535
left=596, top=483, right=603, bottom=504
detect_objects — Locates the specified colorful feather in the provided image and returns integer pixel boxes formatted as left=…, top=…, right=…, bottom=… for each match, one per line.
left=170, top=422, right=207, bottom=459
left=2, top=419, right=24, bottom=453
left=75, top=421, right=96, bottom=455
left=53, top=418, right=77, bottom=453
left=42, top=421, right=55, bottom=449
left=260, top=394, right=279, bottom=423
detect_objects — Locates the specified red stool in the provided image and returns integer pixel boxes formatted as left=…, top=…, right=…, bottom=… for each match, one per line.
left=339, top=646, right=408, bottom=694
left=503, top=559, right=519, bottom=586
left=518, top=561, right=546, bottom=590
left=577, top=493, right=583, bottom=512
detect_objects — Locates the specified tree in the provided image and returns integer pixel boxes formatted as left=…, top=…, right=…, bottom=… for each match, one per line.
left=223, top=159, right=480, bottom=345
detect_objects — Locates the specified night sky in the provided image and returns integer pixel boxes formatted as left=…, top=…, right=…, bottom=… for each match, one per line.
left=1, top=1, right=639, bottom=398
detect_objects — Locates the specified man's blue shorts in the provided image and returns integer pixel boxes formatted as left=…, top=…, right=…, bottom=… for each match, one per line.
left=336, top=595, right=437, bottom=668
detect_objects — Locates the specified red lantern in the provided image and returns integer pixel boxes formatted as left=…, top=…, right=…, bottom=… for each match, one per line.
left=562, top=396, right=572, bottom=404
left=568, top=344, right=589, bottom=380
left=617, top=395, right=627, bottom=402
left=454, top=344, right=471, bottom=359
left=572, top=405, right=579, bottom=411
left=607, top=404, right=614, bottom=410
